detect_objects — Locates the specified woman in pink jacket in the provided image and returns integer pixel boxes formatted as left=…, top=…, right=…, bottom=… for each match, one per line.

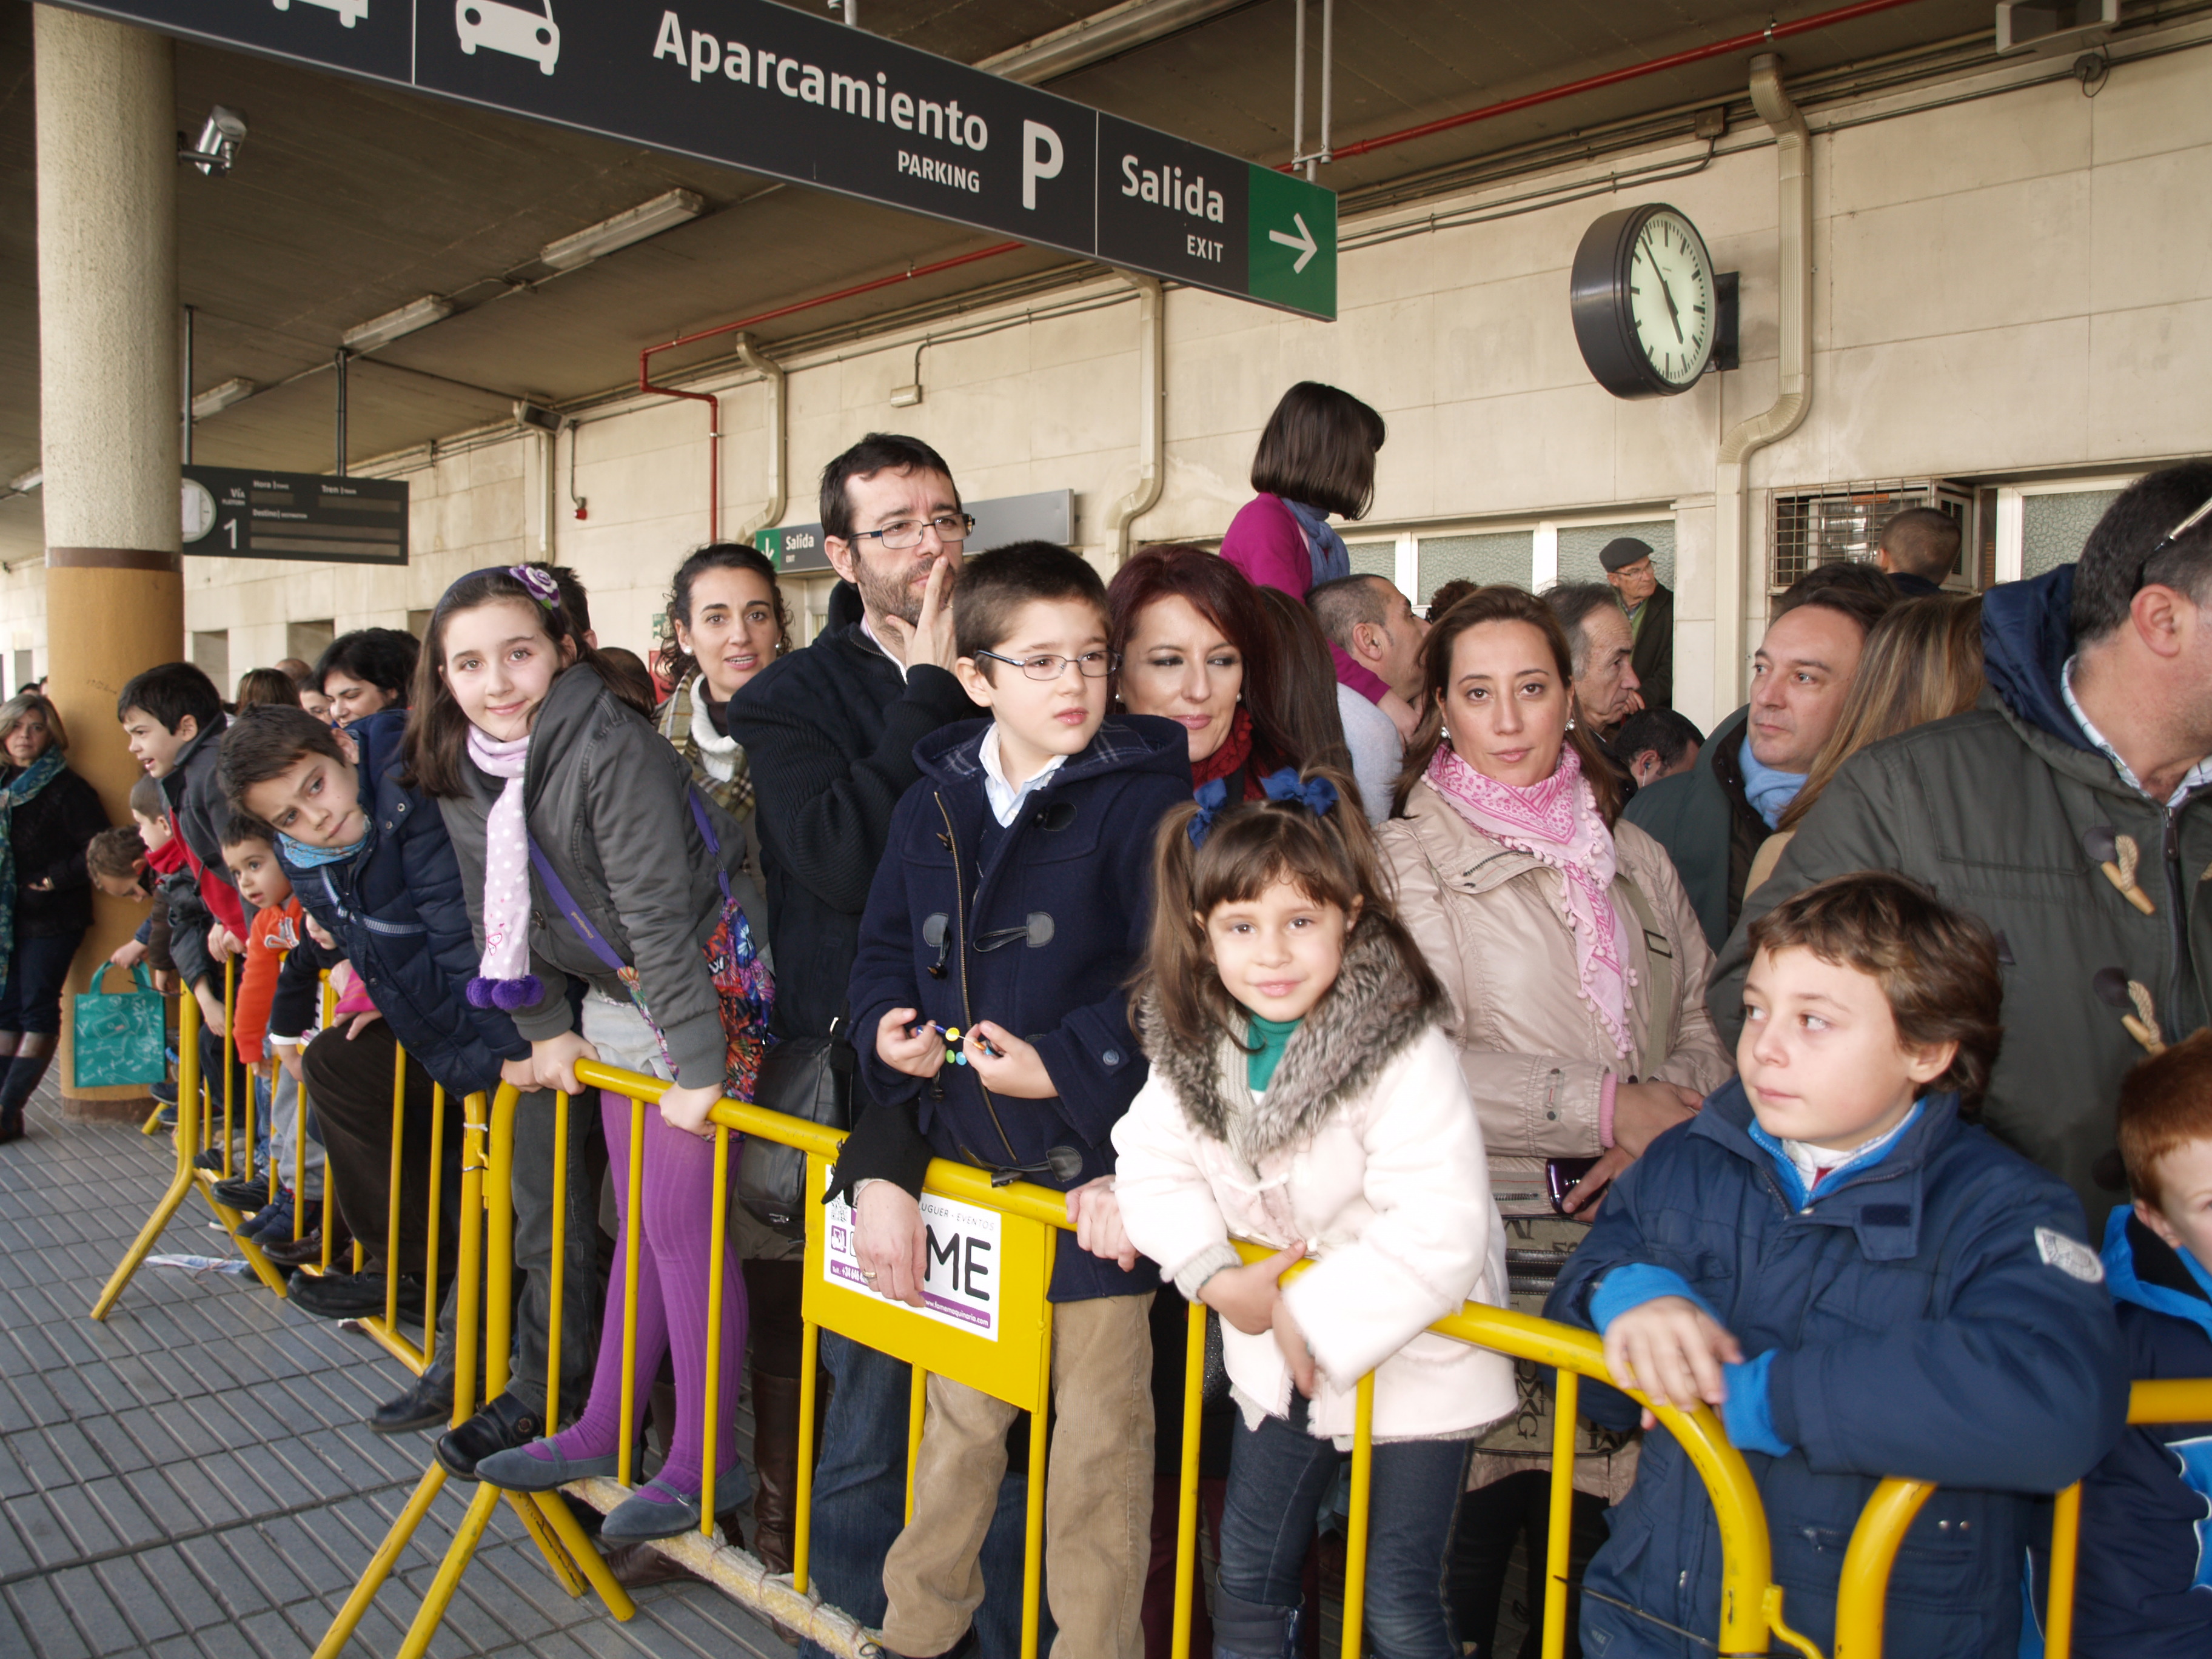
left=1221, top=381, right=1416, bottom=739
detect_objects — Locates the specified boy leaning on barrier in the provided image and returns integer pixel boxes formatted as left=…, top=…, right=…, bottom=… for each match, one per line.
left=2058, top=1031, right=2212, bottom=1657
left=1549, top=872, right=2128, bottom=1659
left=840, top=541, right=1193, bottom=1659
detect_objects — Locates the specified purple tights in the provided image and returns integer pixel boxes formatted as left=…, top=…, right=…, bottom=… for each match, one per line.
left=532, top=1089, right=748, bottom=1492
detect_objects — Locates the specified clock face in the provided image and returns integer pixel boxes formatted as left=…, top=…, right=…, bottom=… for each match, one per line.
left=1626, top=212, right=1715, bottom=387
left=181, top=478, right=217, bottom=544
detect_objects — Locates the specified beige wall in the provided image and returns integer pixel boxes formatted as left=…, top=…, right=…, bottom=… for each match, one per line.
left=18, top=21, right=2212, bottom=732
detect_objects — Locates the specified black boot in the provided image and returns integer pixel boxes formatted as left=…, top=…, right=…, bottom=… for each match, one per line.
left=0, top=1049, right=51, bottom=1113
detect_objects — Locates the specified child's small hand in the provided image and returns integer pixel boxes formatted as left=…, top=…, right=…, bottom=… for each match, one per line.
left=193, top=982, right=225, bottom=1036
left=876, top=1007, right=945, bottom=1080
left=110, top=939, right=147, bottom=970
left=152, top=970, right=176, bottom=994
left=1199, top=1241, right=1305, bottom=1336
left=500, top=1057, right=538, bottom=1092
left=657, top=1080, right=723, bottom=1139
left=964, top=1022, right=1053, bottom=1097
left=531, top=1031, right=598, bottom=1095
left=1273, top=1298, right=1317, bottom=1397
left=1067, top=1177, right=1138, bottom=1272
left=278, top=1047, right=304, bottom=1085
left=1601, top=1294, right=1743, bottom=1418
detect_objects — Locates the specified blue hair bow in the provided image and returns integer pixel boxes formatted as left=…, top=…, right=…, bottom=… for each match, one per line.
left=1188, top=777, right=1229, bottom=848
left=1260, top=767, right=1339, bottom=818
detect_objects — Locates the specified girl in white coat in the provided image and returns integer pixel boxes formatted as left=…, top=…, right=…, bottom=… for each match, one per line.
left=1113, top=765, right=1515, bottom=1659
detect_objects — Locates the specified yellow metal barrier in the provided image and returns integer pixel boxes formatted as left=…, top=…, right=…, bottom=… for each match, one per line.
left=1834, top=1376, right=2212, bottom=1659
left=92, top=962, right=289, bottom=1316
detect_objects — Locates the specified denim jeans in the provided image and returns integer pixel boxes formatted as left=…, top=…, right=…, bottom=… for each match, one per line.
left=1214, top=1398, right=1470, bottom=1659
left=803, top=1330, right=1039, bottom=1659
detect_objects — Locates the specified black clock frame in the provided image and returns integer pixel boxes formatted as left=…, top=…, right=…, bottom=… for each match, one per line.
left=1569, top=203, right=1719, bottom=400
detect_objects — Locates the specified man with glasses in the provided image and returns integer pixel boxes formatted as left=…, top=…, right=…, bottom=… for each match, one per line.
left=730, top=434, right=1028, bottom=1654
left=1714, top=461, right=2212, bottom=1236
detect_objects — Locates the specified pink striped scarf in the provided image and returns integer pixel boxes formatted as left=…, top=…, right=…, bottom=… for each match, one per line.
left=1423, top=742, right=1634, bottom=1056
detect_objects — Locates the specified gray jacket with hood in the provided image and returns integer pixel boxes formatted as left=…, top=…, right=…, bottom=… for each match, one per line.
left=1713, top=564, right=2212, bottom=1234
left=442, top=663, right=757, bottom=1089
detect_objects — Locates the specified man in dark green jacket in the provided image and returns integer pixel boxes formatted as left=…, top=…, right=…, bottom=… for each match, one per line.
left=1714, top=462, right=2212, bottom=1235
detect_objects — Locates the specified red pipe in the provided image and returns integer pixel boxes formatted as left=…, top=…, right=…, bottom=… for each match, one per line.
left=1314, top=0, right=1929, bottom=165
left=639, top=241, right=1022, bottom=541
left=640, top=0, right=1929, bottom=538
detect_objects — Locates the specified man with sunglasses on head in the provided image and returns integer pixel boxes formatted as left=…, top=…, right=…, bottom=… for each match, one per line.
left=1715, top=461, right=2212, bottom=1239
left=731, top=434, right=1030, bottom=1656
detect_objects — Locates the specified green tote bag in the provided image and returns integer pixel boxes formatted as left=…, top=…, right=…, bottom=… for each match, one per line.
left=72, top=962, right=167, bottom=1088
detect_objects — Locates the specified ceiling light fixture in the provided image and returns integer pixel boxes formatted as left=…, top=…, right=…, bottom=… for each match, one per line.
left=537, top=189, right=705, bottom=272
left=342, top=294, right=456, bottom=354
left=512, top=401, right=565, bottom=435
left=190, top=377, right=257, bottom=419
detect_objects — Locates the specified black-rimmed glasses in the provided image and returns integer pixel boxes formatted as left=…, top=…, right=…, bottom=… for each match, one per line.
left=849, top=513, right=975, bottom=551
left=974, top=648, right=1117, bottom=681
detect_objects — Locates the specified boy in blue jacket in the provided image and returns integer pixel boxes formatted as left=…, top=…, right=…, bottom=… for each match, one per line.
left=1549, top=873, right=2127, bottom=1658
left=842, top=541, right=1192, bottom=1659
left=2062, top=1030, right=2212, bottom=1656
left=220, top=703, right=532, bottom=1427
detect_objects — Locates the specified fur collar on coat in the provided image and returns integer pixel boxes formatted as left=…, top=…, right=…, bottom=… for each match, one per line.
left=1140, top=915, right=1449, bottom=1168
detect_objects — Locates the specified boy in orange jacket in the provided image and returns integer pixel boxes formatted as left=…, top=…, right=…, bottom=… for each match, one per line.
left=215, top=815, right=315, bottom=1241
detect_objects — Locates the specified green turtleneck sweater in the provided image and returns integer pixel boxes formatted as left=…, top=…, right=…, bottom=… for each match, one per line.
left=1245, top=1013, right=1302, bottom=1091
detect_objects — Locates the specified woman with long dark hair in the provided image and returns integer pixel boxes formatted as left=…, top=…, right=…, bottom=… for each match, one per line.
left=1106, top=543, right=1329, bottom=802
left=1378, top=586, right=1731, bottom=1656
left=0, top=694, right=107, bottom=1143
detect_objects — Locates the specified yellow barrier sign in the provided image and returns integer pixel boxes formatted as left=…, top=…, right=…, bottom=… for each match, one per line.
left=803, top=1153, right=1054, bottom=1412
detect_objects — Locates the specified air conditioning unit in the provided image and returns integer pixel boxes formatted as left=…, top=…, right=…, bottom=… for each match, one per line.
left=1768, top=479, right=1979, bottom=591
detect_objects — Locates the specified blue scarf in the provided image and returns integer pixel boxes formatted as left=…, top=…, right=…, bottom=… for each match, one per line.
left=279, top=831, right=366, bottom=869
left=0, top=750, right=65, bottom=992
left=1281, top=498, right=1352, bottom=589
left=1738, top=732, right=1806, bottom=830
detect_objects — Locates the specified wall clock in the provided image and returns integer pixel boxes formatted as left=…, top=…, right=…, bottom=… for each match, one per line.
left=1570, top=203, right=1721, bottom=398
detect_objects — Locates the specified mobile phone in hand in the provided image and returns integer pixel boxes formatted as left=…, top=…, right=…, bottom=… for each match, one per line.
left=1547, top=1156, right=1601, bottom=1218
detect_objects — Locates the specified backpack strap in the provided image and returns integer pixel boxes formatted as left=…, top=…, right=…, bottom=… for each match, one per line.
left=528, top=782, right=733, bottom=976
left=1612, top=874, right=1678, bottom=1071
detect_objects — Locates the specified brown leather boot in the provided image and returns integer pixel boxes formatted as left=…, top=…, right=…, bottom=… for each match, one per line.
left=748, top=1366, right=804, bottom=1575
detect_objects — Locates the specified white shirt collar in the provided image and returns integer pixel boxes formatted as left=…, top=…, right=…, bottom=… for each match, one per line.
left=979, top=723, right=1068, bottom=827
left=2061, top=655, right=2212, bottom=809
left=859, top=614, right=908, bottom=682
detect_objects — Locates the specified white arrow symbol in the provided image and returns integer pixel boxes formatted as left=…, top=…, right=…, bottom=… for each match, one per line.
left=1268, top=212, right=1318, bottom=273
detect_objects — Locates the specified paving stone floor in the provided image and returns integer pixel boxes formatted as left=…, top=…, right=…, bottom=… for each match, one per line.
left=0, top=1088, right=799, bottom=1659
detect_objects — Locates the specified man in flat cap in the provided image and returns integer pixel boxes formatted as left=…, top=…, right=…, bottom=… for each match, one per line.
left=1602, top=537, right=1673, bottom=711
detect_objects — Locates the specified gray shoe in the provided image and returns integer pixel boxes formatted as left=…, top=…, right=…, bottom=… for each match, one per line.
left=472, top=1441, right=619, bottom=1492
left=600, top=1466, right=752, bottom=1544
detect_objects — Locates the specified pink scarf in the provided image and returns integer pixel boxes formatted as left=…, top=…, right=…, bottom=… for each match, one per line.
left=1424, top=742, right=1635, bottom=1056
left=465, top=726, right=541, bottom=1010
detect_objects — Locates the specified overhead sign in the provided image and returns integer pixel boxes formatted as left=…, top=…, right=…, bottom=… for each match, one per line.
left=759, top=488, right=1074, bottom=574
left=181, top=465, right=408, bottom=564
left=59, top=0, right=1336, bottom=320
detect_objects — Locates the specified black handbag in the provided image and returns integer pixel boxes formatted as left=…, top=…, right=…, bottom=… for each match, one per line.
left=738, top=1012, right=854, bottom=1239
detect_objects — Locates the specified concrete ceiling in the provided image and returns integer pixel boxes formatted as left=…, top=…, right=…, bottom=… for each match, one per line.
left=0, top=0, right=2009, bottom=548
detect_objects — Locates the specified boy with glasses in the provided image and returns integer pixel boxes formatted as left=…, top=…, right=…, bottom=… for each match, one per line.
left=845, top=541, right=1191, bottom=1659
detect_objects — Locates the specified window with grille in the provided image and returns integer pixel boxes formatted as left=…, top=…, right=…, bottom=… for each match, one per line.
left=1417, top=532, right=1533, bottom=605
left=1769, top=480, right=1976, bottom=591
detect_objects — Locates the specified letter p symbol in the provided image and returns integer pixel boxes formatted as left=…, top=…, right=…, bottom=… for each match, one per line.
left=1021, top=121, right=1063, bottom=211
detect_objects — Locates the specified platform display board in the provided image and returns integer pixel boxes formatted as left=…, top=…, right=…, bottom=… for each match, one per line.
left=181, top=464, right=408, bottom=564
left=62, top=0, right=1336, bottom=320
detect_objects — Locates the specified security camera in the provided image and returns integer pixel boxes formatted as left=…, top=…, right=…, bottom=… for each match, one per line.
left=180, top=107, right=247, bottom=177
left=512, top=401, right=565, bottom=435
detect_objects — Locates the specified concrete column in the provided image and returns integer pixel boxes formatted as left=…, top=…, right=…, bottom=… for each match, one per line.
left=35, top=5, right=183, bottom=1118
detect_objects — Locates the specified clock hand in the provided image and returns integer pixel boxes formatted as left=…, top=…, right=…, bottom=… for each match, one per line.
left=1655, top=261, right=1684, bottom=344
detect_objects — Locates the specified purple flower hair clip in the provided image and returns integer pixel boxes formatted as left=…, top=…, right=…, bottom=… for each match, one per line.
left=508, top=565, right=560, bottom=612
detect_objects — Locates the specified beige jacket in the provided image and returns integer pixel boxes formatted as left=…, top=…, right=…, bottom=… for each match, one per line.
left=1379, top=785, right=1734, bottom=1213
